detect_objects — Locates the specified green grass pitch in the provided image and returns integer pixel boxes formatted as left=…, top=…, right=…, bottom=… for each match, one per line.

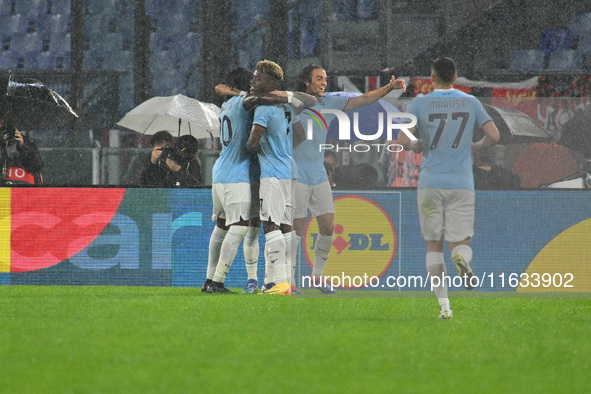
left=0, top=286, right=589, bottom=393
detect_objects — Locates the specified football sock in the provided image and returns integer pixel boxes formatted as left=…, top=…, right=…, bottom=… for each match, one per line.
left=311, top=233, right=334, bottom=278
left=243, top=226, right=260, bottom=281
left=451, top=244, right=473, bottom=265
left=264, top=243, right=274, bottom=284
left=265, top=230, right=287, bottom=284
left=426, top=252, right=449, bottom=307
left=291, top=234, right=301, bottom=287
left=206, top=226, right=227, bottom=280
left=283, top=230, right=295, bottom=285
left=212, top=225, right=247, bottom=283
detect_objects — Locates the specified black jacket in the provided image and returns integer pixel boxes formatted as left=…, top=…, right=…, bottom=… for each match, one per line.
left=140, top=159, right=200, bottom=187
left=1, top=134, right=44, bottom=186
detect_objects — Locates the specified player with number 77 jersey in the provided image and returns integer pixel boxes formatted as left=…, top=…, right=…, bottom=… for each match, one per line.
left=398, top=57, right=499, bottom=319
left=404, top=89, right=493, bottom=190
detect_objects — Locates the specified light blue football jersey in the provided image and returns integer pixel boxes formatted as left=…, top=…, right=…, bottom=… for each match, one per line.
left=252, top=104, right=292, bottom=179
left=212, top=96, right=253, bottom=184
left=294, top=96, right=349, bottom=185
left=406, top=89, right=492, bottom=190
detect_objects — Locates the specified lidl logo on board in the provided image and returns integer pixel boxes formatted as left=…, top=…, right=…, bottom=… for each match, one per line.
left=302, top=196, right=397, bottom=284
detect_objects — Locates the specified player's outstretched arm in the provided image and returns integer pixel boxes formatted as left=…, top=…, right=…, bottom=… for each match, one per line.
left=472, top=121, right=500, bottom=155
left=243, top=93, right=288, bottom=110
left=343, top=76, right=406, bottom=112
left=271, top=91, right=317, bottom=108
left=215, top=84, right=243, bottom=97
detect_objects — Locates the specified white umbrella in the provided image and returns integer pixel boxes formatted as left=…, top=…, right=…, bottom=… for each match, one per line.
left=116, top=94, right=220, bottom=139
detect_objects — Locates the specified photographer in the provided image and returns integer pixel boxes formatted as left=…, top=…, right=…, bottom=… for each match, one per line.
left=0, top=117, right=44, bottom=186
left=140, top=130, right=201, bottom=187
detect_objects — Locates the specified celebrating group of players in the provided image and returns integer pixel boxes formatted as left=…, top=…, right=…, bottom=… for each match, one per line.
left=201, top=57, right=500, bottom=318
left=201, top=59, right=406, bottom=295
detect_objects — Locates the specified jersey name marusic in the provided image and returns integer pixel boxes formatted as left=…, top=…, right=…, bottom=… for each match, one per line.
left=429, top=98, right=467, bottom=109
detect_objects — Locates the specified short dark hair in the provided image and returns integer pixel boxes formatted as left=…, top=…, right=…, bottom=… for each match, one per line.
left=225, top=67, right=253, bottom=92
left=431, top=57, right=457, bottom=85
left=150, top=130, right=173, bottom=146
left=295, top=64, right=323, bottom=92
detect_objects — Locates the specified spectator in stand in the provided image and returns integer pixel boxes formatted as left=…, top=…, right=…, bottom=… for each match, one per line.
left=0, top=117, right=44, bottom=186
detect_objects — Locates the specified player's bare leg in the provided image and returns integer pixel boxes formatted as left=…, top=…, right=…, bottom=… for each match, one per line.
left=426, top=238, right=452, bottom=319
left=449, top=237, right=474, bottom=291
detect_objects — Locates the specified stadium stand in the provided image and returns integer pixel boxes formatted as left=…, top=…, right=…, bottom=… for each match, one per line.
left=539, top=29, right=574, bottom=59
left=546, top=49, right=583, bottom=72
left=48, top=0, right=71, bottom=15
left=509, top=49, right=546, bottom=72
left=570, top=12, right=591, bottom=54
left=12, top=0, right=47, bottom=18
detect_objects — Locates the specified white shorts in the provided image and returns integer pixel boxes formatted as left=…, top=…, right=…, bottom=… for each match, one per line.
left=294, top=181, right=335, bottom=219
left=211, top=182, right=251, bottom=225
left=259, top=177, right=291, bottom=226
left=417, top=188, right=475, bottom=243
left=286, top=178, right=297, bottom=225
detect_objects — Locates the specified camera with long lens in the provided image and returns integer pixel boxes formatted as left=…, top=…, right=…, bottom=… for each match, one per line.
left=157, top=145, right=179, bottom=167
left=0, top=125, right=19, bottom=159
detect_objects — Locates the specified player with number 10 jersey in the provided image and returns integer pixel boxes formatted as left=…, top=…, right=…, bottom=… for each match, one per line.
left=213, top=96, right=252, bottom=185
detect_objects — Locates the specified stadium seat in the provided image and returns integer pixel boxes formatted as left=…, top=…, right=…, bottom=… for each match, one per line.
left=98, top=32, right=124, bottom=54
left=0, top=0, right=13, bottom=17
left=546, top=49, right=583, bottom=71
left=146, top=0, right=166, bottom=17
left=83, top=48, right=105, bottom=70
left=150, top=13, right=191, bottom=35
left=13, top=0, right=47, bottom=18
left=2, top=35, right=11, bottom=51
left=569, top=12, right=591, bottom=39
left=232, top=0, right=269, bottom=34
left=38, top=13, right=70, bottom=36
left=509, top=49, right=545, bottom=72
left=539, top=29, right=573, bottom=58
left=84, top=12, right=111, bottom=39
left=183, top=32, right=199, bottom=56
left=0, top=50, right=19, bottom=69
left=85, top=1, right=116, bottom=16
left=118, top=73, right=134, bottom=114
left=35, top=51, right=57, bottom=69
left=4, top=14, right=26, bottom=34
left=570, top=12, right=591, bottom=54
left=49, top=0, right=71, bottom=15
left=49, top=32, right=71, bottom=54
left=357, top=0, right=378, bottom=21
left=150, top=68, right=185, bottom=97
left=55, top=51, right=70, bottom=69
left=10, top=33, right=43, bottom=54
left=178, top=31, right=199, bottom=72
left=150, top=49, right=179, bottom=74
left=109, top=49, right=132, bottom=72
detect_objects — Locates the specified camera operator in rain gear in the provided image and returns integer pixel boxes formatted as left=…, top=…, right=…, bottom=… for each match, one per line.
left=140, top=130, right=201, bottom=187
left=0, top=117, right=44, bottom=186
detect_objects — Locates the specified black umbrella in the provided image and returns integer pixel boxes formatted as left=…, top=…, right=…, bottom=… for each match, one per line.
left=0, top=75, right=78, bottom=130
left=481, top=104, right=553, bottom=145
left=559, top=109, right=591, bottom=158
